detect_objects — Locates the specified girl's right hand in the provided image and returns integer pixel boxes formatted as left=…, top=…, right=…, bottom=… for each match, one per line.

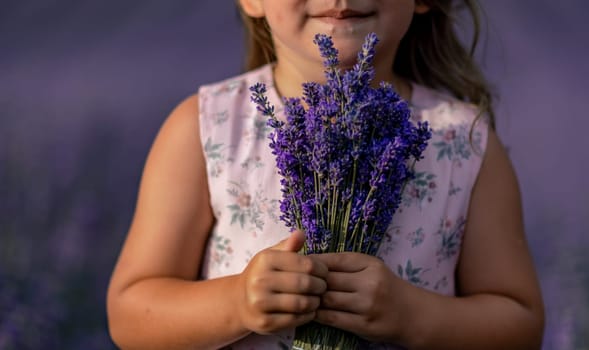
left=236, top=230, right=328, bottom=335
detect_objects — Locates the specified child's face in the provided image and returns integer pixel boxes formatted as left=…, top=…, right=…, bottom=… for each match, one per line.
left=240, top=0, right=425, bottom=69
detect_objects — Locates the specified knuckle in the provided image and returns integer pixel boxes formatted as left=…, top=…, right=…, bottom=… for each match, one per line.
left=291, top=297, right=305, bottom=312
left=309, top=296, right=320, bottom=310
left=317, top=279, right=327, bottom=293
left=300, top=257, right=315, bottom=274
left=296, top=275, right=311, bottom=291
left=255, top=316, right=274, bottom=333
left=294, top=312, right=314, bottom=327
left=353, top=297, right=372, bottom=315
left=249, top=294, right=267, bottom=310
left=363, top=293, right=381, bottom=315
left=294, top=297, right=311, bottom=312
left=248, top=275, right=265, bottom=291
left=255, top=250, right=271, bottom=265
left=360, top=301, right=379, bottom=325
left=321, top=292, right=335, bottom=307
left=362, top=313, right=376, bottom=327
left=365, top=278, right=383, bottom=294
left=285, top=312, right=305, bottom=327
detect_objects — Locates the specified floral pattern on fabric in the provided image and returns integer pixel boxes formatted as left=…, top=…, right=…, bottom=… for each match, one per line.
left=208, top=233, right=234, bottom=269
left=211, top=110, right=229, bottom=126
left=203, top=137, right=228, bottom=178
left=406, top=227, right=425, bottom=248
left=197, top=65, right=488, bottom=349
left=226, top=181, right=280, bottom=231
left=240, top=155, right=264, bottom=170
left=402, top=171, right=437, bottom=209
left=397, top=260, right=430, bottom=287
left=432, top=124, right=483, bottom=166
left=435, top=217, right=466, bottom=265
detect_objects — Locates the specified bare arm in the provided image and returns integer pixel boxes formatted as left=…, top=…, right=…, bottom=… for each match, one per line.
left=403, top=128, right=545, bottom=349
left=107, top=95, right=327, bottom=349
left=313, top=129, right=545, bottom=349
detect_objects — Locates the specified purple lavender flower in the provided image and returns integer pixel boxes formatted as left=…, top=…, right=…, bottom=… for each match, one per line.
left=250, top=32, right=431, bottom=349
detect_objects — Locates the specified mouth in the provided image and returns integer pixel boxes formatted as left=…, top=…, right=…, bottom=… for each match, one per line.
left=312, top=9, right=375, bottom=24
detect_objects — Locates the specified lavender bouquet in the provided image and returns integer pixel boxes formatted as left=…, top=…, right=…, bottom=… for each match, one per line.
left=250, top=33, right=431, bottom=350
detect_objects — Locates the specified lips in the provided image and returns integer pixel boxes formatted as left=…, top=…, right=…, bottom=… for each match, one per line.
left=310, top=8, right=375, bottom=32
left=313, top=9, right=373, bottom=19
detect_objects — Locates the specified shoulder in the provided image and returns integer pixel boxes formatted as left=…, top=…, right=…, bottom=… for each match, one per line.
left=146, top=93, right=203, bottom=174
left=197, top=65, right=275, bottom=135
left=165, top=65, right=272, bottom=135
left=171, top=93, right=200, bottom=120
left=411, top=83, right=486, bottom=131
left=412, top=83, right=490, bottom=166
left=197, top=65, right=273, bottom=100
left=152, top=94, right=202, bottom=150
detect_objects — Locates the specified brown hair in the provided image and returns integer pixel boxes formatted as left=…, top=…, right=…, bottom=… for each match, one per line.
left=237, top=1, right=495, bottom=129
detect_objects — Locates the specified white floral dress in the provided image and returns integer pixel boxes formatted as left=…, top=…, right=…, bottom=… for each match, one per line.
left=197, top=64, right=488, bottom=349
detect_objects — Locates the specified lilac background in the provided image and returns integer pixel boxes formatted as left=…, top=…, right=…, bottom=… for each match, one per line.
left=0, top=1, right=587, bottom=348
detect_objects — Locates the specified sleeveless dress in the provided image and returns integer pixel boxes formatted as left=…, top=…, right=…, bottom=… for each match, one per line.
left=197, top=64, right=488, bottom=349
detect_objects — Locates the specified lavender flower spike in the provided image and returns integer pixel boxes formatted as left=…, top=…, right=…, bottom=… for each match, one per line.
left=250, top=83, right=282, bottom=128
left=250, top=32, right=431, bottom=350
left=313, top=34, right=341, bottom=87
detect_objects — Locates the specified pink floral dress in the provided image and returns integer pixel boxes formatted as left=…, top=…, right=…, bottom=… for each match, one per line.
left=197, top=64, right=488, bottom=349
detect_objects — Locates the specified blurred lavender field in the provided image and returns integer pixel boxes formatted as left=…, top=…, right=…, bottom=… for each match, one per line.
left=0, top=1, right=587, bottom=349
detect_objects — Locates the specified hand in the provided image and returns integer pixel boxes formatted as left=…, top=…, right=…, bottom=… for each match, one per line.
left=236, top=230, right=328, bottom=335
left=312, top=252, right=409, bottom=343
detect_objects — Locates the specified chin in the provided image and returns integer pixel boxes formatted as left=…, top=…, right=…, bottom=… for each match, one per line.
left=329, top=34, right=372, bottom=65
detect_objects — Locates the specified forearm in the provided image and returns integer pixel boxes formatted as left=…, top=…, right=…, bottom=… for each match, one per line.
left=107, top=275, right=249, bottom=350
left=400, top=287, right=544, bottom=349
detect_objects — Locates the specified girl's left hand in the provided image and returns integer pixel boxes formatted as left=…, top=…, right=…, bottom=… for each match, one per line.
left=311, top=252, right=409, bottom=343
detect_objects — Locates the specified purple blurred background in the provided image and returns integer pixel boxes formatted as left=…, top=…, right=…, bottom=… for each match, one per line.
left=0, top=1, right=587, bottom=348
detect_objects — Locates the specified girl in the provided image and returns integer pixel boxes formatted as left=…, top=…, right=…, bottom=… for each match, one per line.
left=107, top=1, right=545, bottom=349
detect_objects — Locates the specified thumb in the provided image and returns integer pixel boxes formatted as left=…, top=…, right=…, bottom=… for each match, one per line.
left=273, top=230, right=306, bottom=252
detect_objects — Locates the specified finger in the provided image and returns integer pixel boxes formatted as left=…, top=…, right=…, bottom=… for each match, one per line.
left=325, top=271, right=359, bottom=292
left=263, top=251, right=328, bottom=278
left=254, top=293, right=321, bottom=314
left=271, top=230, right=305, bottom=252
left=314, top=308, right=365, bottom=334
left=252, top=312, right=317, bottom=335
left=311, top=252, right=372, bottom=272
left=320, top=291, right=364, bottom=314
left=269, top=272, right=327, bottom=295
